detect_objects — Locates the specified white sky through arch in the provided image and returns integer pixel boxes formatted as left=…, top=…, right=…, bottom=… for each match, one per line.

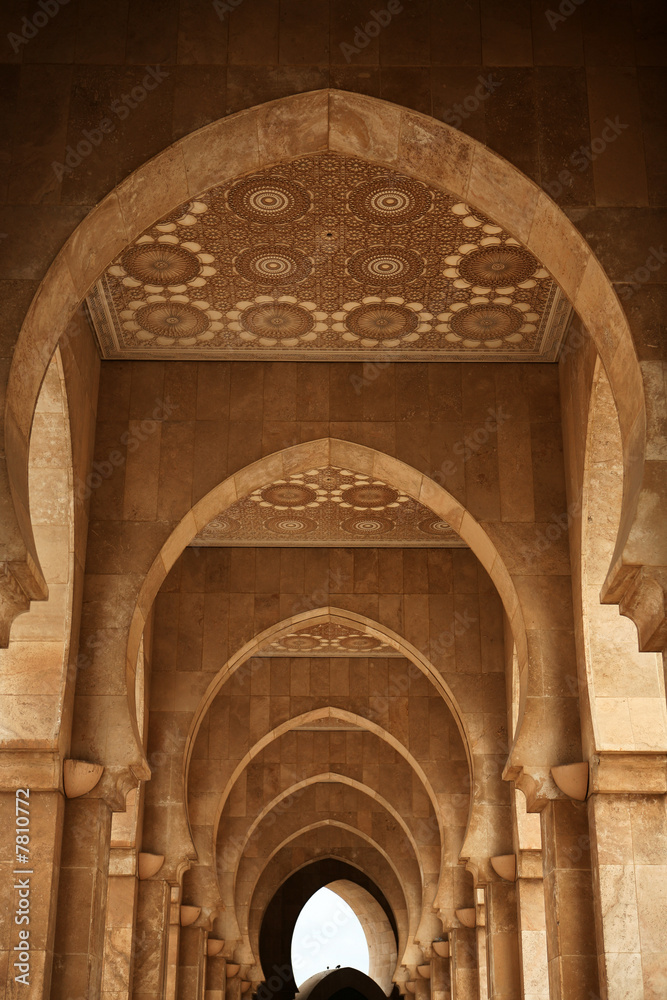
left=291, top=887, right=370, bottom=987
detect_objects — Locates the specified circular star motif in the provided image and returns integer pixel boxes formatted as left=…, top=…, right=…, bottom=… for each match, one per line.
left=341, top=516, right=394, bottom=534
left=345, top=303, right=419, bottom=341
left=281, top=634, right=319, bottom=650
left=419, top=517, right=456, bottom=537
left=349, top=176, right=432, bottom=224
left=458, top=246, right=538, bottom=287
left=348, top=247, right=423, bottom=285
left=225, top=176, right=311, bottom=223
left=344, top=484, right=399, bottom=508
left=203, top=515, right=240, bottom=535
left=240, top=302, right=315, bottom=339
left=122, top=243, right=201, bottom=285
left=135, top=302, right=210, bottom=338
left=264, top=515, right=317, bottom=534
left=338, top=635, right=383, bottom=651
left=235, top=246, right=312, bottom=285
left=261, top=484, right=318, bottom=507
left=450, top=305, right=522, bottom=341
left=318, top=469, right=343, bottom=489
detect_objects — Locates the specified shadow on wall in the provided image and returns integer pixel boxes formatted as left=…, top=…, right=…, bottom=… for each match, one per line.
left=295, top=968, right=396, bottom=1000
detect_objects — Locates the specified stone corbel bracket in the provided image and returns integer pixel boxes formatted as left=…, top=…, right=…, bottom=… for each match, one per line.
left=432, top=940, right=449, bottom=959
left=455, top=908, right=476, bottom=929
left=180, top=905, right=201, bottom=926
left=490, top=855, right=517, bottom=882
left=63, top=759, right=104, bottom=798
left=138, top=852, right=165, bottom=879
left=551, top=762, right=589, bottom=801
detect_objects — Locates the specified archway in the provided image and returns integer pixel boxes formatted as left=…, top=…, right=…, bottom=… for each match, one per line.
left=3, top=90, right=646, bottom=659
left=258, top=860, right=400, bottom=1000
left=145, top=438, right=526, bottom=780
left=291, top=888, right=370, bottom=985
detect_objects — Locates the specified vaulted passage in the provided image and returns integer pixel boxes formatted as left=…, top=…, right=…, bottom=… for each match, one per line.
left=0, top=10, right=666, bottom=1000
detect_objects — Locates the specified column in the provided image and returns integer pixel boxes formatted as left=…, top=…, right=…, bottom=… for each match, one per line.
left=541, top=799, right=599, bottom=999
left=474, top=888, right=488, bottom=1000
left=164, top=887, right=182, bottom=1000
left=587, top=755, right=667, bottom=999
left=132, top=878, right=171, bottom=1000
left=0, top=786, right=64, bottom=999
left=179, top=925, right=207, bottom=1000
left=449, top=928, right=477, bottom=1000
left=485, top=880, right=520, bottom=1000
left=431, top=950, right=451, bottom=1000
left=511, top=789, right=549, bottom=1000
left=205, top=953, right=227, bottom=1000
left=100, top=787, right=141, bottom=1000
left=51, top=796, right=112, bottom=1000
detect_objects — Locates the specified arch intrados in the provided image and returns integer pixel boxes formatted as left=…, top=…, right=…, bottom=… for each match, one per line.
left=147, top=440, right=524, bottom=762
left=325, top=880, right=398, bottom=996
left=246, top=823, right=414, bottom=964
left=242, top=821, right=418, bottom=921
left=7, top=90, right=642, bottom=664
left=263, top=855, right=400, bottom=924
left=581, top=359, right=667, bottom=753
left=208, top=706, right=447, bottom=870
left=186, top=597, right=473, bottom=778
left=256, top=857, right=405, bottom=987
left=226, top=773, right=427, bottom=898
left=3, top=348, right=76, bottom=744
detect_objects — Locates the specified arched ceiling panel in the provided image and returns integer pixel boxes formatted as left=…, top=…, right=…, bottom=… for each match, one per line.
left=190, top=465, right=465, bottom=547
left=86, top=152, right=571, bottom=363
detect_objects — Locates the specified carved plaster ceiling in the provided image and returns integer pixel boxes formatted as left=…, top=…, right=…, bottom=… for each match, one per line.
left=190, top=465, right=465, bottom=547
left=87, top=153, right=571, bottom=362
left=256, top=622, right=401, bottom=657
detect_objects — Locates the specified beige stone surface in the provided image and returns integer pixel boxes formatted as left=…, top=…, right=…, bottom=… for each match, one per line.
left=0, top=8, right=665, bottom=1000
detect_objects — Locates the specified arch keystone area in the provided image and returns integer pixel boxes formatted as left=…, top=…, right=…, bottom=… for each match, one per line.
left=3, top=90, right=648, bottom=650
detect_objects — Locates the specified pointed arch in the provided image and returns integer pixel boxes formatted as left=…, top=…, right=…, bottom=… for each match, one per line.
left=204, top=704, right=446, bottom=863
left=245, top=821, right=416, bottom=972
left=4, top=89, right=646, bottom=650
left=228, top=773, right=427, bottom=892
left=325, top=881, right=398, bottom=995
left=134, top=438, right=526, bottom=763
